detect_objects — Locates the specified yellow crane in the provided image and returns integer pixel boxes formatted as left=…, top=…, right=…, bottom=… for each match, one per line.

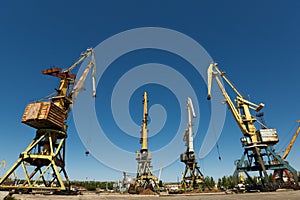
left=0, top=48, right=96, bottom=192
left=132, top=92, right=158, bottom=193
left=273, top=120, right=300, bottom=183
left=207, top=62, right=298, bottom=191
left=282, top=121, right=300, bottom=160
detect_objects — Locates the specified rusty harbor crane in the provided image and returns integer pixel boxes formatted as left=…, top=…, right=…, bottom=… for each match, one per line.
left=180, top=97, right=205, bottom=190
left=207, top=62, right=299, bottom=191
left=0, top=48, right=96, bottom=192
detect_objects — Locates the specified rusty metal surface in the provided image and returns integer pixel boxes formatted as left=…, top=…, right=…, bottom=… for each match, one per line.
left=22, top=102, right=66, bottom=129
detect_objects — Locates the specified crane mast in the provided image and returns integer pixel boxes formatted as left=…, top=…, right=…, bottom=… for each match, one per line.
left=180, top=97, right=204, bottom=190
left=207, top=62, right=298, bottom=191
left=0, top=48, right=96, bottom=192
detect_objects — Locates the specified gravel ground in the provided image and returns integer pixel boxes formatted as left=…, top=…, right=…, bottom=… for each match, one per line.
left=6, top=190, right=300, bottom=200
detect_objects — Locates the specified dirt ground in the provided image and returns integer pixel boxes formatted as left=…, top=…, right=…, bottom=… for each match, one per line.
left=5, top=190, right=300, bottom=200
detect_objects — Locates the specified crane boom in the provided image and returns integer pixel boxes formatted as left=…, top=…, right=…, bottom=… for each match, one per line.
left=184, top=97, right=196, bottom=153
left=188, top=97, right=196, bottom=118
left=64, top=48, right=94, bottom=73
left=69, top=51, right=96, bottom=106
left=207, top=63, right=263, bottom=144
left=141, top=92, right=148, bottom=152
left=207, top=63, right=243, bottom=100
left=42, top=48, right=96, bottom=113
left=282, top=121, right=300, bottom=159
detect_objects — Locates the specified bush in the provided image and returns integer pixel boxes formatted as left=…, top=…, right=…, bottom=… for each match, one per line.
left=4, top=195, right=17, bottom=200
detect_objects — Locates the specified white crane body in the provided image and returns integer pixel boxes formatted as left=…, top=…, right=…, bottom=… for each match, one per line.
left=184, top=97, right=196, bottom=153
left=180, top=97, right=204, bottom=189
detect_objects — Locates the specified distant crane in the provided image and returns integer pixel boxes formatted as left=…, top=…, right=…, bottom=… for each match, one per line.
left=180, top=97, right=204, bottom=189
left=133, top=92, right=158, bottom=193
left=207, top=62, right=298, bottom=191
left=0, top=48, right=96, bottom=192
left=113, top=172, right=133, bottom=193
left=0, top=160, right=6, bottom=170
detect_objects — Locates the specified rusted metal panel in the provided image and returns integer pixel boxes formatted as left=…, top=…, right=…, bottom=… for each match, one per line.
left=22, top=102, right=66, bottom=129
left=258, top=128, right=279, bottom=145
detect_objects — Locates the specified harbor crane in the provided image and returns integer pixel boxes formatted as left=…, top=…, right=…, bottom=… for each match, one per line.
left=180, top=97, right=205, bottom=189
left=207, top=62, right=298, bottom=191
left=272, top=120, right=300, bottom=184
left=0, top=48, right=96, bottom=192
left=132, top=92, right=158, bottom=193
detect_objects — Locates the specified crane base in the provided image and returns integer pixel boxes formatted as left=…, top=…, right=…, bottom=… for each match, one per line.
left=180, top=153, right=205, bottom=190
left=0, top=129, right=70, bottom=192
left=233, top=145, right=299, bottom=191
left=134, top=150, right=158, bottom=193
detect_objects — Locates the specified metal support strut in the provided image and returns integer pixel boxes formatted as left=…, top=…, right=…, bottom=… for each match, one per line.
left=0, top=129, right=70, bottom=191
left=233, top=144, right=299, bottom=191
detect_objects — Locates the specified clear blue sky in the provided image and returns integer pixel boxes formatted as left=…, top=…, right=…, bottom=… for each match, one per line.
left=0, top=1, right=299, bottom=183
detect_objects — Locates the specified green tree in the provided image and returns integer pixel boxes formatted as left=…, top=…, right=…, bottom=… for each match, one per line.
left=210, top=177, right=215, bottom=188
left=221, top=176, right=228, bottom=189
left=268, top=173, right=273, bottom=183
left=217, top=178, right=222, bottom=189
left=227, top=176, right=235, bottom=189
left=217, top=176, right=235, bottom=190
left=158, top=180, right=163, bottom=187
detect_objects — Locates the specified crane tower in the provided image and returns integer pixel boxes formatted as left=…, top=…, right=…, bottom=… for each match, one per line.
left=134, top=92, right=158, bottom=192
left=0, top=48, right=96, bottom=192
left=180, top=97, right=204, bottom=189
